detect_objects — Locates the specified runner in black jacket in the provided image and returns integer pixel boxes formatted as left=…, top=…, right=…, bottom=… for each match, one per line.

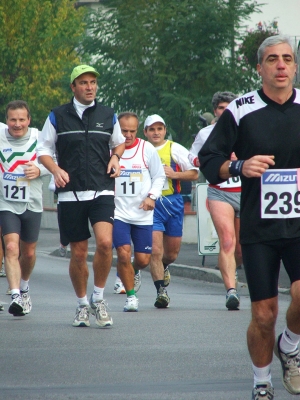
left=199, top=35, right=300, bottom=399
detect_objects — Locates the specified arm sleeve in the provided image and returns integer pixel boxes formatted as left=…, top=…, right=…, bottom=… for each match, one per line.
left=30, top=129, right=51, bottom=177
left=199, top=109, right=238, bottom=184
left=36, top=114, right=57, bottom=159
left=171, top=142, right=198, bottom=172
left=146, top=143, right=166, bottom=198
left=188, top=125, right=214, bottom=165
left=109, top=114, right=125, bottom=149
left=35, top=162, right=51, bottom=177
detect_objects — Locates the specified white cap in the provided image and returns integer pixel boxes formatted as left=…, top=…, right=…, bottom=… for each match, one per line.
left=144, top=114, right=166, bottom=129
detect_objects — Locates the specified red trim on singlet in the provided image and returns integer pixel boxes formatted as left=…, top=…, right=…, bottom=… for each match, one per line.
left=124, top=138, right=139, bottom=150
left=208, top=184, right=241, bottom=193
left=141, top=141, right=148, bottom=169
left=119, top=138, right=147, bottom=169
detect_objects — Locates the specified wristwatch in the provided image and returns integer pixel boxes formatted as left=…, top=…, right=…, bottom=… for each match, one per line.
left=147, top=193, right=157, bottom=201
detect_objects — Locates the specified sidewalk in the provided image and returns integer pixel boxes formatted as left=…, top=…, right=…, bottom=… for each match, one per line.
left=37, top=228, right=291, bottom=292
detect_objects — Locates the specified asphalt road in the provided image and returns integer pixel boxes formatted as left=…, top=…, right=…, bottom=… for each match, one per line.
left=0, top=236, right=294, bottom=399
left=37, top=228, right=292, bottom=290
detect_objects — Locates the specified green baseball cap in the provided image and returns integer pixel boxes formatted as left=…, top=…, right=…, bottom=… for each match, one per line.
left=70, top=65, right=99, bottom=83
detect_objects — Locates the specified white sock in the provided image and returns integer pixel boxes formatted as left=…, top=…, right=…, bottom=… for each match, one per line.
left=92, top=286, right=104, bottom=302
left=77, top=296, right=89, bottom=306
left=11, top=288, right=20, bottom=297
left=20, top=279, right=29, bottom=292
left=280, top=327, right=300, bottom=354
left=252, top=363, right=272, bottom=386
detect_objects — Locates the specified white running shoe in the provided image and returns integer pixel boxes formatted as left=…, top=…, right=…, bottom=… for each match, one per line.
left=251, top=382, right=274, bottom=399
left=274, top=333, right=300, bottom=394
left=225, top=288, right=240, bottom=310
left=0, top=265, right=6, bottom=277
left=72, top=305, right=90, bottom=327
left=0, top=303, right=3, bottom=311
left=8, top=294, right=25, bottom=316
left=21, top=291, right=32, bottom=314
left=89, top=295, right=113, bottom=328
left=58, top=245, right=67, bottom=257
left=114, top=277, right=126, bottom=294
left=124, top=296, right=138, bottom=312
left=134, top=270, right=142, bottom=293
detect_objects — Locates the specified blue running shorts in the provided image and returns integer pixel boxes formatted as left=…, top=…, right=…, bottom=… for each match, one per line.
left=153, top=194, right=184, bottom=237
left=113, top=219, right=153, bottom=254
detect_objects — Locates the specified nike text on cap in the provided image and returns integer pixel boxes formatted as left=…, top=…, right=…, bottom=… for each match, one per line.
left=70, top=65, right=100, bottom=83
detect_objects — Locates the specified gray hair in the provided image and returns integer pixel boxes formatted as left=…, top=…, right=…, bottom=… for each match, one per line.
left=118, top=111, right=139, bottom=123
left=257, top=35, right=296, bottom=64
left=211, top=92, right=237, bottom=110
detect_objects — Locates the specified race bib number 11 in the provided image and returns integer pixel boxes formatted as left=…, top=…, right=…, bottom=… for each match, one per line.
left=115, top=169, right=143, bottom=197
left=261, top=169, right=300, bottom=219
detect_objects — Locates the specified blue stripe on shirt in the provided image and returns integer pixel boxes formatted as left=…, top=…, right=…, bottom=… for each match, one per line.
left=49, top=111, right=57, bottom=129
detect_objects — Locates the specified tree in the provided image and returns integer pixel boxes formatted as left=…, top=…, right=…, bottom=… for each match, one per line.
left=234, top=21, right=280, bottom=92
left=240, top=21, right=279, bottom=69
left=0, top=0, right=86, bottom=128
left=82, top=0, right=261, bottom=147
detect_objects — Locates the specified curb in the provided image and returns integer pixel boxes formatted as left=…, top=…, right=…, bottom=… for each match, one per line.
left=48, top=250, right=290, bottom=295
left=50, top=249, right=233, bottom=285
left=168, top=263, right=224, bottom=284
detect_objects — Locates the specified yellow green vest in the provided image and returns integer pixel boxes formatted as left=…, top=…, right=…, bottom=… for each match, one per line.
left=157, top=140, right=181, bottom=196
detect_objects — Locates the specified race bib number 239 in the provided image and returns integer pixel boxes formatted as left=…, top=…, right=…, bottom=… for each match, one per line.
left=261, top=169, right=300, bottom=219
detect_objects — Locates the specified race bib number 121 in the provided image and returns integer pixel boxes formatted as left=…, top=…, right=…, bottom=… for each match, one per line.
left=2, top=172, right=30, bottom=202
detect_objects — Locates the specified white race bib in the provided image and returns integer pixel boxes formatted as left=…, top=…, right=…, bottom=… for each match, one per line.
left=261, top=169, right=300, bottom=219
left=2, top=172, right=30, bottom=202
left=218, top=176, right=241, bottom=189
left=115, top=169, right=143, bottom=197
left=163, top=177, right=170, bottom=191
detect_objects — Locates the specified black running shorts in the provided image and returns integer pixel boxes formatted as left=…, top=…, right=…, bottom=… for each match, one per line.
left=58, top=195, right=115, bottom=243
left=242, top=237, right=300, bottom=302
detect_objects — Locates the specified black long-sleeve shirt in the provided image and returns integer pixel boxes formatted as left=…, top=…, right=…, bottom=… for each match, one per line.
left=199, top=88, right=300, bottom=244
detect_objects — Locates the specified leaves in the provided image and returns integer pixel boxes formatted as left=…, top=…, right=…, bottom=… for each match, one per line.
left=239, top=21, right=279, bottom=69
left=0, top=0, right=86, bottom=128
left=82, top=0, right=262, bottom=146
